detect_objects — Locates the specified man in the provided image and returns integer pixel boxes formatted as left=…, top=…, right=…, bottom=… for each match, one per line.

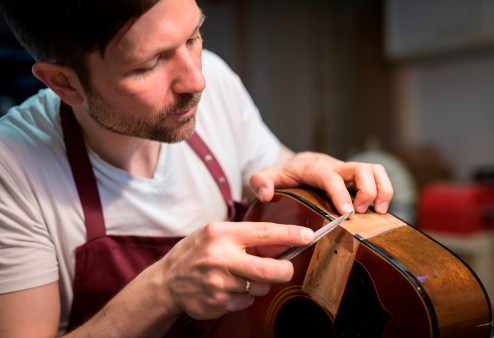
left=0, top=0, right=392, bottom=336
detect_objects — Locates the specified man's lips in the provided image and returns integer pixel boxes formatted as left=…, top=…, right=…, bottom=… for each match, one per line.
left=174, top=106, right=197, bottom=119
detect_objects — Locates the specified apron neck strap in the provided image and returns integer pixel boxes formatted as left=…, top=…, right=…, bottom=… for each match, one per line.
left=60, top=102, right=107, bottom=239
left=187, top=133, right=236, bottom=220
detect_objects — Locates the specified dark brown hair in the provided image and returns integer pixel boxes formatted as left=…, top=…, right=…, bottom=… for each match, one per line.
left=0, top=0, right=160, bottom=92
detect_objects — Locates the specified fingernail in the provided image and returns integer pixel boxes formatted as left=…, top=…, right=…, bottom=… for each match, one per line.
left=257, top=187, right=269, bottom=200
left=301, top=228, right=314, bottom=243
left=377, top=202, right=389, bottom=213
left=342, top=202, right=354, bottom=214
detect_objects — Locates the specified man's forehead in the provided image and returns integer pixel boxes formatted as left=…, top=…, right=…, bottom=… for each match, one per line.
left=106, top=0, right=204, bottom=64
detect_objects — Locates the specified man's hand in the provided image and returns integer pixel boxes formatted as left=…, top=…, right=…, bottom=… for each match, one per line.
left=249, top=150, right=393, bottom=216
left=157, top=221, right=314, bottom=320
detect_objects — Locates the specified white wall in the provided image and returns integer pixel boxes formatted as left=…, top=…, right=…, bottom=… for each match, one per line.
left=387, top=0, right=494, bottom=181
left=396, top=50, right=494, bottom=181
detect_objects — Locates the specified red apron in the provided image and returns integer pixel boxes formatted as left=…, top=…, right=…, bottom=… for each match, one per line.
left=60, top=103, right=245, bottom=334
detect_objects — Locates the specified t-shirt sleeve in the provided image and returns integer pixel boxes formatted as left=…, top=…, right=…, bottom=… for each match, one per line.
left=0, top=162, right=59, bottom=293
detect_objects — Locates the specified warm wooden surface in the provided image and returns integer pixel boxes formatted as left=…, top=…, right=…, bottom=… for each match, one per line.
left=289, top=187, right=492, bottom=338
left=369, top=226, right=491, bottom=337
left=200, top=188, right=492, bottom=337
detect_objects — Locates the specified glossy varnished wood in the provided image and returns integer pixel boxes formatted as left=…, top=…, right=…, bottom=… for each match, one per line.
left=365, top=226, right=491, bottom=337
left=198, top=188, right=492, bottom=338
left=297, top=187, right=492, bottom=337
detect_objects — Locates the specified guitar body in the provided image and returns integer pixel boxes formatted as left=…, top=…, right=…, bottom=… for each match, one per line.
left=202, top=188, right=492, bottom=338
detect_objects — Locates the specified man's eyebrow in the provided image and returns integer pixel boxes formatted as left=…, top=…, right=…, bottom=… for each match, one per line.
left=121, top=10, right=207, bottom=67
left=197, top=11, right=206, bottom=30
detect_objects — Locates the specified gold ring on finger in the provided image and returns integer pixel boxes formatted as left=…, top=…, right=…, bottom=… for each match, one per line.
left=244, top=279, right=252, bottom=294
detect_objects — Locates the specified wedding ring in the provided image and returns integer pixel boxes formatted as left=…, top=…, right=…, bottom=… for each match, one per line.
left=244, top=279, right=252, bottom=294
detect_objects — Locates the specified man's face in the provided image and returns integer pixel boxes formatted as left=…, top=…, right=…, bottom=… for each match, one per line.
left=83, top=0, right=206, bottom=143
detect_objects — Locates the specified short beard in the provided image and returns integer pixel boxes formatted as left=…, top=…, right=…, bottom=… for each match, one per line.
left=86, top=90, right=202, bottom=143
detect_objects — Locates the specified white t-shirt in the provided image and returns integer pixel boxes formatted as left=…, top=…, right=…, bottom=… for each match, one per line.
left=0, top=50, right=280, bottom=332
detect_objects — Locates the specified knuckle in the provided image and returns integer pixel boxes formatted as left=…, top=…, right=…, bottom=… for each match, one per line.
left=385, top=185, right=394, bottom=198
left=287, top=226, right=297, bottom=240
left=208, top=291, right=230, bottom=309
left=325, top=170, right=342, bottom=182
left=355, top=162, right=373, bottom=174
left=255, top=222, right=272, bottom=240
left=203, top=222, right=225, bottom=241
left=358, top=187, right=377, bottom=201
left=323, top=172, right=344, bottom=190
left=372, top=163, right=386, bottom=172
left=255, top=264, right=276, bottom=280
left=204, top=271, right=224, bottom=289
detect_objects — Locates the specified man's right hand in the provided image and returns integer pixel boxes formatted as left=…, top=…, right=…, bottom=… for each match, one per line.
left=156, top=221, right=314, bottom=320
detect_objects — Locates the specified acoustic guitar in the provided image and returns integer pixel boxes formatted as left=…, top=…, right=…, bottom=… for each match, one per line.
left=200, top=187, right=493, bottom=338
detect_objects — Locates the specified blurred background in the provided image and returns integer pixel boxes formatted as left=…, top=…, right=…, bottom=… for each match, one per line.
left=1, top=0, right=494, bottom=307
left=194, top=0, right=494, bottom=308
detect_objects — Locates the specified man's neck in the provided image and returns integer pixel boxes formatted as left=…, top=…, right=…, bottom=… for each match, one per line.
left=72, top=106, right=162, bottom=179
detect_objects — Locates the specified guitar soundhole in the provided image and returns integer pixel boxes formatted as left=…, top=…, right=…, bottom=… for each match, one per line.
left=274, top=297, right=336, bottom=338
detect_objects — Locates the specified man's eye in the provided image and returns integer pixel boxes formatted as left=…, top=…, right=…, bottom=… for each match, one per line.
left=187, top=34, right=203, bottom=45
left=133, top=61, right=159, bottom=75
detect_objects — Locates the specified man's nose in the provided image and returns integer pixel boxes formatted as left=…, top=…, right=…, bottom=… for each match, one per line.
left=170, top=47, right=206, bottom=94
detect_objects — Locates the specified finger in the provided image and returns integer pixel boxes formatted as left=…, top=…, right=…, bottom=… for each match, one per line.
left=248, top=244, right=295, bottom=258
left=348, top=163, right=378, bottom=213
left=229, top=253, right=296, bottom=284
left=319, top=172, right=355, bottom=215
left=229, top=277, right=271, bottom=297
left=371, top=164, right=394, bottom=214
left=214, top=221, right=314, bottom=249
left=221, top=293, right=256, bottom=315
left=193, top=292, right=256, bottom=320
left=200, top=222, right=313, bottom=283
left=250, top=155, right=337, bottom=190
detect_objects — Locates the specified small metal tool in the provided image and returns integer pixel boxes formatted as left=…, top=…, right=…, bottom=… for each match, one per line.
left=277, top=211, right=353, bottom=260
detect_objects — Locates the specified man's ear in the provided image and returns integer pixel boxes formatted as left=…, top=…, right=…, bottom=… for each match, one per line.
left=32, top=62, right=85, bottom=106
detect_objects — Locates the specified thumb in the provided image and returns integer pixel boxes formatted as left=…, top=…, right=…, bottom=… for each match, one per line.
left=249, top=172, right=275, bottom=202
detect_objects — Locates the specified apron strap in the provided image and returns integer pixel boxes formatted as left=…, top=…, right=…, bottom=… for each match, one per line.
left=60, top=102, right=107, bottom=239
left=187, top=133, right=237, bottom=220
